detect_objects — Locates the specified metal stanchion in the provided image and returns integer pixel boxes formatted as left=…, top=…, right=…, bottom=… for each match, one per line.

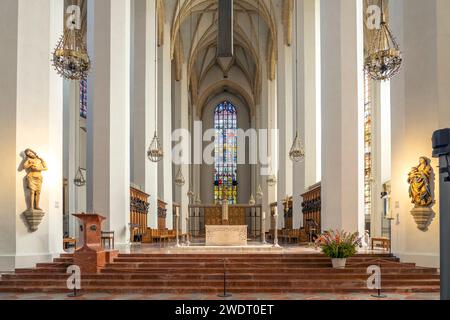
left=273, top=211, right=281, bottom=248
left=67, top=268, right=82, bottom=298
left=371, top=288, right=387, bottom=299
left=185, top=216, right=191, bottom=246
left=262, top=212, right=267, bottom=244
left=218, top=259, right=232, bottom=298
left=175, top=208, right=180, bottom=247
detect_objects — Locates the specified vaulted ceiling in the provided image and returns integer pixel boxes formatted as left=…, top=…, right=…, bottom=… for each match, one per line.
left=163, top=0, right=290, bottom=116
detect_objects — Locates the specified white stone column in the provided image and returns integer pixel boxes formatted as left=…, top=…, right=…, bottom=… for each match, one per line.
left=173, top=64, right=190, bottom=233
left=0, top=0, right=64, bottom=271
left=276, top=0, right=294, bottom=228
left=258, top=63, right=271, bottom=224
left=157, top=5, right=174, bottom=229
left=320, top=0, right=365, bottom=234
left=293, top=0, right=321, bottom=229
left=131, top=0, right=158, bottom=228
left=389, top=0, right=450, bottom=268
left=86, top=0, right=131, bottom=246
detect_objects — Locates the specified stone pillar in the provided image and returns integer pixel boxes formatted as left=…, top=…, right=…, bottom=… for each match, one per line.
left=320, top=0, right=365, bottom=234
left=157, top=5, right=173, bottom=229
left=276, top=0, right=294, bottom=228
left=0, top=0, right=64, bottom=271
left=131, top=0, right=158, bottom=228
left=389, top=0, right=450, bottom=267
left=293, top=0, right=321, bottom=229
left=86, top=0, right=131, bottom=245
left=173, top=64, right=190, bottom=233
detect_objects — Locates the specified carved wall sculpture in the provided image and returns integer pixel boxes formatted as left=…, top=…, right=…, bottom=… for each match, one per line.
left=407, top=157, right=435, bottom=231
left=21, top=149, right=48, bottom=232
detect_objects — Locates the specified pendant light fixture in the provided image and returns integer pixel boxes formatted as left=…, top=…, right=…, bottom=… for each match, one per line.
left=147, top=0, right=163, bottom=163
left=147, top=131, right=164, bottom=162
left=249, top=194, right=256, bottom=206
left=289, top=0, right=305, bottom=163
left=53, top=1, right=90, bottom=80
left=174, top=166, right=186, bottom=187
left=267, top=164, right=277, bottom=187
left=364, top=0, right=402, bottom=81
left=74, top=167, right=86, bottom=187
left=256, top=184, right=263, bottom=200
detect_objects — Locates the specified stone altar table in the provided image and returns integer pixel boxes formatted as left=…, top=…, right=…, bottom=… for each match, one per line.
left=205, top=225, right=247, bottom=246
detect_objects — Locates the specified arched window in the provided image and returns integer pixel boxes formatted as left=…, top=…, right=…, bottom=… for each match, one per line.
left=214, top=101, right=238, bottom=204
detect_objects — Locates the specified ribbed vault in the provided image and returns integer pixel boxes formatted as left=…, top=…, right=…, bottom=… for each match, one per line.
left=168, top=0, right=283, bottom=116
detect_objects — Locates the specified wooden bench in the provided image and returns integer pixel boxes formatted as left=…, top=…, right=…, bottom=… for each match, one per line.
left=371, top=237, right=391, bottom=251
left=143, top=228, right=177, bottom=246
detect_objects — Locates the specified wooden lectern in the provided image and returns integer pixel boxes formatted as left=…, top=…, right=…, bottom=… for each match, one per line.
left=72, top=213, right=118, bottom=273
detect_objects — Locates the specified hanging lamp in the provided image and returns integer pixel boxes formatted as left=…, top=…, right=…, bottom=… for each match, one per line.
left=249, top=194, right=256, bottom=206
left=147, top=1, right=163, bottom=163
left=174, top=167, right=186, bottom=187
left=147, top=131, right=164, bottom=162
left=256, top=184, right=263, bottom=199
left=289, top=0, right=305, bottom=163
left=289, top=132, right=305, bottom=162
left=52, top=3, right=90, bottom=80
left=267, top=165, right=277, bottom=187
left=74, top=167, right=86, bottom=187
left=364, top=0, right=402, bottom=81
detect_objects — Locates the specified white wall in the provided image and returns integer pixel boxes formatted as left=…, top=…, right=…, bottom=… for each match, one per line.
left=389, top=0, right=450, bottom=268
left=0, top=0, right=63, bottom=271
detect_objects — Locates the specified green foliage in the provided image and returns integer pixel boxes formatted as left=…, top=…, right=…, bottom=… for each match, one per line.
left=315, top=229, right=362, bottom=259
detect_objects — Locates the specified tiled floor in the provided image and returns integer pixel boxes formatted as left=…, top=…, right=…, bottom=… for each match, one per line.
left=0, top=292, right=439, bottom=300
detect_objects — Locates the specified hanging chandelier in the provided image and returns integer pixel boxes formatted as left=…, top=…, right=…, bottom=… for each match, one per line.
left=256, top=184, right=263, bottom=199
left=364, top=0, right=402, bottom=81
left=289, top=132, right=305, bottom=162
left=249, top=194, right=256, bottom=205
left=174, top=167, right=186, bottom=186
left=52, top=5, right=90, bottom=81
left=289, top=0, right=306, bottom=163
left=147, top=131, right=164, bottom=163
left=74, top=167, right=86, bottom=187
left=267, top=173, right=277, bottom=187
left=147, top=1, right=164, bottom=164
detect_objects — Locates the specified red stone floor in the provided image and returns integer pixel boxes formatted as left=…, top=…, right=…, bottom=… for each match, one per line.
left=0, top=292, right=439, bottom=300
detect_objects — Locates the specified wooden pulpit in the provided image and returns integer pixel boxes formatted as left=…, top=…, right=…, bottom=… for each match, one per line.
left=72, top=213, right=118, bottom=273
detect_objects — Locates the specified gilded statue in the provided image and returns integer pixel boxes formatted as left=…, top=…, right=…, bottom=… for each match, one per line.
left=407, top=157, right=433, bottom=207
left=23, top=149, right=48, bottom=211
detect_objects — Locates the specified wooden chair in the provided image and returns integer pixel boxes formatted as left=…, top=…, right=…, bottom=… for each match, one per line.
left=101, top=231, right=115, bottom=250
left=63, top=238, right=76, bottom=250
left=288, top=229, right=300, bottom=244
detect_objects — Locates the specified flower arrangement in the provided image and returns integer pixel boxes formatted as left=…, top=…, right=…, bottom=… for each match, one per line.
left=315, top=230, right=362, bottom=259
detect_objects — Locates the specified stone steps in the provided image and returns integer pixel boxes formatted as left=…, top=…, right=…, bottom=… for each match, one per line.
left=1, top=272, right=439, bottom=280
left=0, top=286, right=439, bottom=294
left=111, top=258, right=401, bottom=263
left=0, top=252, right=439, bottom=294
left=0, top=279, right=440, bottom=287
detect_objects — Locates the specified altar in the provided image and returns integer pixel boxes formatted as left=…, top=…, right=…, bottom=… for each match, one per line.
left=205, top=225, right=247, bottom=246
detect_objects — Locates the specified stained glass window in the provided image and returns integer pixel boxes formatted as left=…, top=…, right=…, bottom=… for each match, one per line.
left=214, top=101, right=238, bottom=204
left=364, top=73, right=373, bottom=232
left=80, top=79, right=88, bottom=119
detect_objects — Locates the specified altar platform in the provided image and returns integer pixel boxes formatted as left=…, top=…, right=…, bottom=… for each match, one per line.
left=0, top=246, right=439, bottom=294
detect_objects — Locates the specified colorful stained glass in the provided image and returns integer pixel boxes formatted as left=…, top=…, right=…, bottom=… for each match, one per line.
left=214, top=101, right=238, bottom=204
left=80, top=79, right=87, bottom=119
left=364, top=74, right=373, bottom=224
